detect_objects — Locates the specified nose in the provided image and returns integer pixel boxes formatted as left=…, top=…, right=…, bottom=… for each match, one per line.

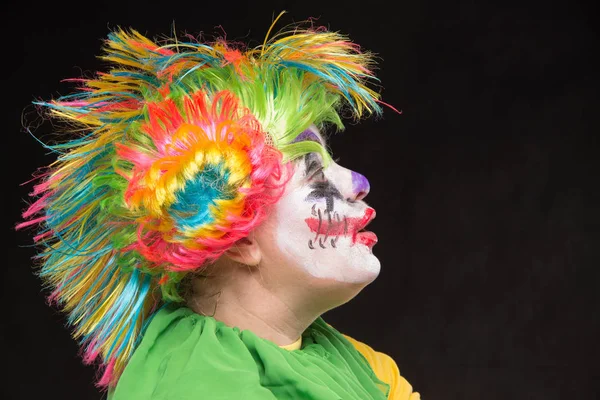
left=351, top=170, right=370, bottom=201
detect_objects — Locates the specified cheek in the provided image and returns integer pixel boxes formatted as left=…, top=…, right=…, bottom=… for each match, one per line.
left=303, top=205, right=368, bottom=247
left=273, top=192, right=316, bottom=241
left=273, top=186, right=358, bottom=251
left=271, top=193, right=379, bottom=283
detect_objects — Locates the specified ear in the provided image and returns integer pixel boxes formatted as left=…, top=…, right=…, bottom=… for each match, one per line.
left=223, top=236, right=262, bottom=266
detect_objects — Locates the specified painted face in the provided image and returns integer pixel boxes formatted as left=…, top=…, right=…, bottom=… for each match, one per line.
left=261, top=127, right=380, bottom=284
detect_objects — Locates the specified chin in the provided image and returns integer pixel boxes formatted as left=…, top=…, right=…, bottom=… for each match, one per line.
left=323, top=255, right=381, bottom=308
left=333, top=252, right=381, bottom=286
left=352, top=253, right=381, bottom=284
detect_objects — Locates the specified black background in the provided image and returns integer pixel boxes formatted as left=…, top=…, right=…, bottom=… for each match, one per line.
left=7, top=1, right=599, bottom=399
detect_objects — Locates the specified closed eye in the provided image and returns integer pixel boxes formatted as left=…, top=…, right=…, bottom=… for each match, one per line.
left=306, top=160, right=320, bottom=175
left=304, top=153, right=325, bottom=181
left=308, top=168, right=326, bottom=182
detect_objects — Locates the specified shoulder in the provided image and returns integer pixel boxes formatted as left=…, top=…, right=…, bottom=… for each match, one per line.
left=343, top=334, right=421, bottom=400
left=111, top=306, right=277, bottom=400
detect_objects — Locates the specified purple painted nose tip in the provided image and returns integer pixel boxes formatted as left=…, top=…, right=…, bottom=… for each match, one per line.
left=351, top=171, right=370, bottom=200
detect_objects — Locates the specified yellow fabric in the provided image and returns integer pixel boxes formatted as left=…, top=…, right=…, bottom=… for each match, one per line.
left=278, top=334, right=420, bottom=400
left=279, top=336, right=303, bottom=351
left=343, top=335, right=421, bottom=400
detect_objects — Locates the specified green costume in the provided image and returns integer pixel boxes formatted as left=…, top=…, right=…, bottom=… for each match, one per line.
left=109, top=305, right=390, bottom=399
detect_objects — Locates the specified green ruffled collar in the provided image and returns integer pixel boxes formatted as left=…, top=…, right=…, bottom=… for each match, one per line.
left=109, top=305, right=389, bottom=400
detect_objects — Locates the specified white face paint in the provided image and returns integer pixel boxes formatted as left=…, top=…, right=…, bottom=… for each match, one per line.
left=263, top=128, right=381, bottom=284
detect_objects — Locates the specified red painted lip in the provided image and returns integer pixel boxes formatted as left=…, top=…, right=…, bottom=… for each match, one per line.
left=355, top=231, right=378, bottom=248
left=356, top=207, right=376, bottom=232
left=304, top=207, right=377, bottom=247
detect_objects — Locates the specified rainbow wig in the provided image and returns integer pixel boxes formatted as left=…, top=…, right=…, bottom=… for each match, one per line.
left=18, top=16, right=384, bottom=387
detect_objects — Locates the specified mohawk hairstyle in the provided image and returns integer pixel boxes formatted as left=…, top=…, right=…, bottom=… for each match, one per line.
left=17, top=14, right=384, bottom=388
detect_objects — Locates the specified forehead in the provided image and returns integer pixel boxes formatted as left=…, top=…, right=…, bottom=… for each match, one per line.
left=294, top=125, right=327, bottom=148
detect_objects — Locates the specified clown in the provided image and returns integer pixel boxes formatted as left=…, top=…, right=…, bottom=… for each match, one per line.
left=18, top=14, right=420, bottom=400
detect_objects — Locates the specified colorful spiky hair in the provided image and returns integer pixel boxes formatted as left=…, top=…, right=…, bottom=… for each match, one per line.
left=17, top=16, right=384, bottom=388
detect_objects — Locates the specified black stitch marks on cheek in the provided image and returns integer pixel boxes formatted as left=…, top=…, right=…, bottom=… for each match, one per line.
left=331, top=213, right=341, bottom=248
left=314, top=208, right=323, bottom=241
left=307, top=205, right=346, bottom=250
left=322, top=210, right=332, bottom=243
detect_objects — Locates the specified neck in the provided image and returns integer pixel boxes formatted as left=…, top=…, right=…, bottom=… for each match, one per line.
left=187, top=263, right=320, bottom=346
